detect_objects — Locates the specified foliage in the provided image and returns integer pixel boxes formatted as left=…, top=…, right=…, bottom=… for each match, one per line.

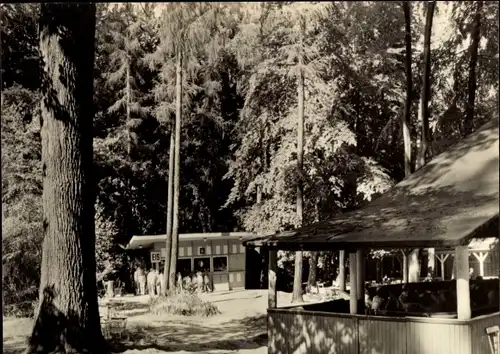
left=149, top=293, right=220, bottom=317
left=1, top=85, right=43, bottom=307
left=2, top=2, right=498, bottom=311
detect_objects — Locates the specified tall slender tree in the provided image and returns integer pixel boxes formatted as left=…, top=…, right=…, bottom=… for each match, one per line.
left=402, top=1, right=413, bottom=178
left=291, top=14, right=306, bottom=304
left=464, top=0, right=483, bottom=135
left=416, top=0, right=436, bottom=170
left=401, top=1, right=413, bottom=284
left=163, top=130, right=175, bottom=292
left=26, top=4, right=103, bottom=353
left=149, top=3, right=229, bottom=289
left=170, top=50, right=183, bottom=289
left=411, top=0, right=436, bottom=283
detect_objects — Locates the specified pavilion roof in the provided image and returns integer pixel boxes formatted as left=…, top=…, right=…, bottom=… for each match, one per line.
left=244, top=118, right=499, bottom=251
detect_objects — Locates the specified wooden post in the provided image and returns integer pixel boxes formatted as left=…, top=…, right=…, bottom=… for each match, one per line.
left=356, top=249, right=365, bottom=312
left=451, top=254, right=456, bottom=279
left=472, top=252, right=488, bottom=277
left=436, top=253, right=449, bottom=280
left=338, top=250, right=346, bottom=291
left=349, top=252, right=358, bottom=314
left=455, top=245, right=471, bottom=320
left=401, top=249, right=409, bottom=283
left=268, top=249, right=277, bottom=309
left=428, top=248, right=435, bottom=277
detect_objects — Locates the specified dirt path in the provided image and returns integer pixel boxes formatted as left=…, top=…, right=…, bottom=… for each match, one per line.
left=3, top=290, right=317, bottom=354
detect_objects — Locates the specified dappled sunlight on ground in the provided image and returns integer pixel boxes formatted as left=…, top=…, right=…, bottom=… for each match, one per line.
left=3, top=290, right=312, bottom=354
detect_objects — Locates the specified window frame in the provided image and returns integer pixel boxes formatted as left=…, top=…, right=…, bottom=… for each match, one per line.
left=212, top=255, right=228, bottom=273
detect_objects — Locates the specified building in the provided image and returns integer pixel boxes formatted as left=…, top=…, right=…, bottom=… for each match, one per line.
left=125, top=232, right=258, bottom=291
left=244, top=118, right=499, bottom=354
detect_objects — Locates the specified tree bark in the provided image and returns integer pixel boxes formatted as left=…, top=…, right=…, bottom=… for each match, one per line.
left=402, top=1, right=413, bottom=177
left=27, top=4, right=103, bottom=354
left=169, top=51, right=183, bottom=290
left=307, top=252, right=318, bottom=292
left=338, top=250, right=346, bottom=291
left=292, top=18, right=305, bottom=303
left=464, top=0, right=483, bottom=135
left=163, top=131, right=175, bottom=293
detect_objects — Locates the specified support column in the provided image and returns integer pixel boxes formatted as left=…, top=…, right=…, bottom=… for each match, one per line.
left=455, top=245, right=471, bottom=320
left=268, top=249, right=277, bottom=309
left=428, top=248, right=435, bottom=277
left=356, top=249, right=365, bottom=312
left=472, top=252, right=488, bottom=277
left=451, top=254, right=456, bottom=279
left=349, top=252, right=358, bottom=314
left=401, top=249, right=409, bottom=284
left=338, top=250, right=346, bottom=291
left=436, top=253, right=449, bottom=280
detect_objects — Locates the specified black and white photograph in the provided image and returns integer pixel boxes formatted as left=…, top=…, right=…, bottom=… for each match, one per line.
left=1, top=2, right=499, bottom=354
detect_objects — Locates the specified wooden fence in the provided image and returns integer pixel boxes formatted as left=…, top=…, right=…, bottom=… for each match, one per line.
left=268, top=308, right=499, bottom=354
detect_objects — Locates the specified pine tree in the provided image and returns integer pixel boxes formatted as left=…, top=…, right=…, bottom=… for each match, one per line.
left=26, top=4, right=104, bottom=353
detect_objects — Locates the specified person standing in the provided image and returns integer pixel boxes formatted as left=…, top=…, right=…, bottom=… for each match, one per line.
left=196, top=270, right=204, bottom=293
left=203, top=271, right=211, bottom=293
left=133, top=267, right=140, bottom=295
left=155, top=269, right=162, bottom=296
left=147, top=268, right=156, bottom=296
left=137, top=266, right=146, bottom=295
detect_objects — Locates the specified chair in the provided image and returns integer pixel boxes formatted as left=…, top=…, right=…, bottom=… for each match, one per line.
left=486, top=325, right=499, bottom=354
left=101, top=302, right=127, bottom=340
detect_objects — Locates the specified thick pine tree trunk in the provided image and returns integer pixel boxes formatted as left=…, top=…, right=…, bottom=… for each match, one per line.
left=163, top=131, right=175, bottom=293
left=338, top=250, right=346, bottom=291
left=402, top=1, right=413, bottom=178
left=169, top=51, right=183, bottom=290
left=464, top=0, right=483, bottom=135
left=292, top=22, right=305, bottom=303
left=26, top=4, right=103, bottom=354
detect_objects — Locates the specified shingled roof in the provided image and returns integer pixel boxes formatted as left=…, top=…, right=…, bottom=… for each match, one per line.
left=244, top=118, right=499, bottom=251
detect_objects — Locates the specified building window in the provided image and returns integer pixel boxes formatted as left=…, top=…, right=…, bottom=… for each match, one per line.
left=194, top=257, right=210, bottom=273
left=213, top=256, right=228, bottom=273
left=177, top=258, right=192, bottom=277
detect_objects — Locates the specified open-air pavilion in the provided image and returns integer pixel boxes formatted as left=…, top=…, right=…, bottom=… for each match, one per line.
left=244, top=118, right=499, bottom=354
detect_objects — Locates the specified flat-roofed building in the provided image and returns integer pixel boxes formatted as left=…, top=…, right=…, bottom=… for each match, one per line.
left=125, top=232, right=259, bottom=291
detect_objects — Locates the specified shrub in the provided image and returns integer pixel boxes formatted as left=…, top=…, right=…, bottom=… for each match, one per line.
left=3, top=299, right=38, bottom=318
left=149, top=292, right=220, bottom=317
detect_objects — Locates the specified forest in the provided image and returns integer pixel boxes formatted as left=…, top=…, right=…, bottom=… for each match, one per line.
left=2, top=2, right=499, bottom=312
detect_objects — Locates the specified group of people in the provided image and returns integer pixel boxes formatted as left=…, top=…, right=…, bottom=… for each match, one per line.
left=133, top=266, right=165, bottom=296
left=133, top=265, right=214, bottom=295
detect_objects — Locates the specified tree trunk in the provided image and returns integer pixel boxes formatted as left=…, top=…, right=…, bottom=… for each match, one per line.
left=292, top=20, right=305, bottom=303
left=416, top=0, right=435, bottom=170
left=402, top=1, right=413, bottom=177
left=169, top=51, right=183, bottom=290
left=126, top=62, right=131, bottom=156
left=27, top=4, right=103, bottom=354
left=464, top=0, right=483, bottom=135
left=338, top=250, right=346, bottom=291
left=307, top=252, right=318, bottom=292
left=163, top=131, right=175, bottom=293
left=412, top=1, right=435, bottom=283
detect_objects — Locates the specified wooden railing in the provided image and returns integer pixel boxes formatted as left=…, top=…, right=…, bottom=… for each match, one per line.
left=267, top=308, right=499, bottom=354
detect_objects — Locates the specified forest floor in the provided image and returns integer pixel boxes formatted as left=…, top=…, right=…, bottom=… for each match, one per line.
left=3, top=289, right=323, bottom=354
